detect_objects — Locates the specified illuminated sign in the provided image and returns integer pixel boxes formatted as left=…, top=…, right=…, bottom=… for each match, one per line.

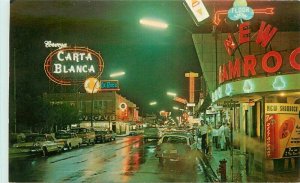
left=228, top=0, right=254, bottom=22
left=44, top=40, right=67, bottom=49
left=213, top=8, right=274, bottom=26
left=44, top=47, right=104, bottom=85
left=265, top=103, right=300, bottom=159
left=185, top=72, right=198, bottom=103
left=183, top=0, right=209, bottom=25
left=219, top=21, right=300, bottom=84
left=243, top=79, right=254, bottom=93
left=119, top=103, right=127, bottom=111
left=225, top=84, right=233, bottom=96
left=84, top=77, right=100, bottom=94
left=273, top=76, right=286, bottom=90
left=173, top=96, right=188, bottom=104
left=212, top=73, right=300, bottom=102
left=100, top=80, right=120, bottom=91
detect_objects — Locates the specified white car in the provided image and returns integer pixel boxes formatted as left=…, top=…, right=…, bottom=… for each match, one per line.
left=11, top=133, right=62, bottom=157
left=55, top=131, right=82, bottom=150
left=155, top=133, right=198, bottom=166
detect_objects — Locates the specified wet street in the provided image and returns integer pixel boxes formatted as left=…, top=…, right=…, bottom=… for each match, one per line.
left=9, top=136, right=209, bottom=182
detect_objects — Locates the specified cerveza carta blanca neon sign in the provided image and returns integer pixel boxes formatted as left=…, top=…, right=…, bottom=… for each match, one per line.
left=44, top=47, right=104, bottom=85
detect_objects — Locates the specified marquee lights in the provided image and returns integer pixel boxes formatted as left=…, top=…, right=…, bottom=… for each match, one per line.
left=243, top=79, right=254, bottom=93
left=225, top=84, right=233, bottom=96
left=272, top=76, right=286, bottom=90
left=44, top=47, right=104, bottom=85
left=218, top=86, right=223, bottom=98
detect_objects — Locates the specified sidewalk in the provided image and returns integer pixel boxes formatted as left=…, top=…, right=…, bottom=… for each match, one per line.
left=205, top=146, right=243, bottom=182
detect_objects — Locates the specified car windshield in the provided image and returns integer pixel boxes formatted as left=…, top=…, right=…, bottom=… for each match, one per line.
left=95, top=131, right=106, bottom=135
left=77, top=128, right=88, bottom=134
left=162, top=136, right=187, bottom=144
left=25, top=135, right=46, bottom=142
left=55, top=133, right=71, bottom=139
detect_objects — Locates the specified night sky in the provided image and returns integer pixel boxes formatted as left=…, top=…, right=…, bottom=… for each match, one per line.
left=10, top=0, right=205, bottom=115
left=9, top=0, right=300, bottom=115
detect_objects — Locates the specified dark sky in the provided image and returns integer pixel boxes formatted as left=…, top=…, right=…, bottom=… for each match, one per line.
left=10, top=0, right=300, bottom=114
left=10, top=0, right=205, bottom=115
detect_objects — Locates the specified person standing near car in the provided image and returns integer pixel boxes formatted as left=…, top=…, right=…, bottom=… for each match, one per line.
left=199, top=120, right=208, bottom=154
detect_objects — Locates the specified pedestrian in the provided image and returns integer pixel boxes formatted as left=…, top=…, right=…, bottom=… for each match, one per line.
left=219, top=122, right=226, bottom=151
left=224, top=122, right=230, bottom=150
left=199, top=120, right=208, bottom=154
left=206, top=123, right=213, bottom=156
left=212, top=126, right=219, bottom=149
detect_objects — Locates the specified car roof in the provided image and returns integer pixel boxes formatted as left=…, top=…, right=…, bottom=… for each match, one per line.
left=162, top=133, right=191, bottom=138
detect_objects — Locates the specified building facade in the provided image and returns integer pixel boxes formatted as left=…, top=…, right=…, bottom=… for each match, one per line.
left=193, top=20, right=300, bottom=180
left=43, top=91, right=139, bottom=135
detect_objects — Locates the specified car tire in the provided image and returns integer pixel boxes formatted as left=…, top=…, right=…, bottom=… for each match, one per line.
left=68, top=143, right=72, bottom=150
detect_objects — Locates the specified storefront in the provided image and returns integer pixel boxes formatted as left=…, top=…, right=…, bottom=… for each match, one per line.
left=43, top=91, right=139, bottom=135
left=193, top=17, right=300, bottom=180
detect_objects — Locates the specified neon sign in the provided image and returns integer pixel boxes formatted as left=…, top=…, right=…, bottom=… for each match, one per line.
left=243, top=79, right=254, bottom=93
left=213, top=8, right=274, bottom=26
left=228, top=0, right=254, bottom=22
left=273, top=76, right=286, bottom=90
left=219, top=21, right=300, bottom=84
left=225, top=84, right=233, bottom=96
left=100, top=80, right=120, bottom=91
left=44, top=47, right=104, bottom=85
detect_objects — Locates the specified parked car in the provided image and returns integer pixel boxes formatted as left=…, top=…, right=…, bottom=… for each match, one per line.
left=143, top=127, right=159, bottom=142
left=128, top=131, right=138, bottom=136
left=155, top=133, right=198, bottom=167
left=95, top=130, right=112, bottom=143
left=70, top=128, right=95, bottom=145
left=55, top=131, right=82, bottom=150
left=109, top=130, right=116, bottom=141
left=11, top=133, right=62, bottom=157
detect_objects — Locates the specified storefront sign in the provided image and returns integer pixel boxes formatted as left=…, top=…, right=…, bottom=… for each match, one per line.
left=183, top=0, right=209, bottom=25
left=100, top=80, right=120, bottom=91
left=265, top=103, right=300, bottom=159
left=44, top=40, right=67, bottom=49
left=44, top=47, right=104, bottom=85
left=79, top=114, right=116, bottom=121
left=228, top=0, right=254, bottom=22
left=173, top=96, right=188, bottom=104
left=219, top=21, right=300, bottom=84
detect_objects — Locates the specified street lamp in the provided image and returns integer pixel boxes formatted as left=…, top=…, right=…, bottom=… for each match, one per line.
left=149, top=101, right=157, bottom=105
left=139, top=18, right=168, bottom=29
left=110, top=71, right=125, bottom=78
left=167, top=92, right=177, bottom=97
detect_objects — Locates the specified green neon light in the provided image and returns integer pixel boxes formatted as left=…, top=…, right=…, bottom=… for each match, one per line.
left=243, top=79, right=254, bottom=93
left=225, top=84, right=233, bottom=96
left=272, top=76, right=286, bottom=90
left=218, top=87, right=222, bottom=98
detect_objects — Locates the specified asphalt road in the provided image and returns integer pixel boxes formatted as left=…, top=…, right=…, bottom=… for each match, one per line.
left=9, top=136, right=209, bottom=182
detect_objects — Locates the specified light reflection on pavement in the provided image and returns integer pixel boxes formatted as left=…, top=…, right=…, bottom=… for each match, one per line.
left=9, top=136, right=207, bottom=182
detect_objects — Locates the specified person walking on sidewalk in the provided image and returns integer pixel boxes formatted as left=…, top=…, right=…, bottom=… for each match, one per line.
left=199, top=120, right=208, bottom=154
left=224, top=122, right=230, bottom=150
left=212, top=126, right=219, bottom=149
left=207, top=123, right=213, bottom=156
left=219, top=122, right=226, bottom=151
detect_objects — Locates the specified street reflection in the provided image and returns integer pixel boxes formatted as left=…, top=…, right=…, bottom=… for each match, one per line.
left=121, top=136, right=143, bottom=182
